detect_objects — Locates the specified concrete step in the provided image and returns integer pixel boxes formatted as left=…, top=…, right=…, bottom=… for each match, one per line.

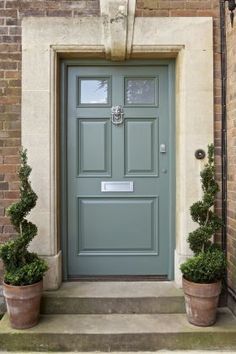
left=41, top=281, right=185, bottom=314
left=1, top=352, right=236, bottom=354
left=1, top=309, right=236, bottom=351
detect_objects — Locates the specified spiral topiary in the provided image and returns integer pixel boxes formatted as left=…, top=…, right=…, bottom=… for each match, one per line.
left=0, top=149, right=48, bottom=286
left=180, top=144, right=226, bottom=283
left=188, top=144, right=222, bottom=255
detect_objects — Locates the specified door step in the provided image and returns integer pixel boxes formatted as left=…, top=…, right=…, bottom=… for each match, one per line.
left=41, top=281, right=185, bottom=314
left=1, top=309, right=236, bottom=351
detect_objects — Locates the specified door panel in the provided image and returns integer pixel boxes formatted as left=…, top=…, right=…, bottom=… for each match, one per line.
left=78, top=198, right=157, bottom=253
left=125, top=119, right=158, bottom=176
left=66, top=64, right=171, bottom=277
left=78, top=119, right=111, bottom=176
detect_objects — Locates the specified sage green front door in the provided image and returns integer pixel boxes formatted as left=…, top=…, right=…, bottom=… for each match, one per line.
left=66, top=63, right=173, bottom=278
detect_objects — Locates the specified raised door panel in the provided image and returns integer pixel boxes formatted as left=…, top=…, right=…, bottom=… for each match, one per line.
left=125, top=119, right=158, bottom=176
left=78, top=119, right=111, bottom=176
left=78, top=198, right=158, bottom=255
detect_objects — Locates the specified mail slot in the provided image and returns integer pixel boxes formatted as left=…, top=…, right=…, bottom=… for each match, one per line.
left=101, top=181, right=134, bottom=192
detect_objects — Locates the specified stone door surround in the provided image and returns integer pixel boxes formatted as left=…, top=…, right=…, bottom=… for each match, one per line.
left=22, top=0, right=213, bottom=289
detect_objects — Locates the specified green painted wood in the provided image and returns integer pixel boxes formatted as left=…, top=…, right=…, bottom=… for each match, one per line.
left=65, top=62, right=174, bottom=278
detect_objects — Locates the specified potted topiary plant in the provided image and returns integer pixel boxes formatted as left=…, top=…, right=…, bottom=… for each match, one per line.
left=0, top=149, right=48, bottom=329
left=180, top=144, right=226, bottom=327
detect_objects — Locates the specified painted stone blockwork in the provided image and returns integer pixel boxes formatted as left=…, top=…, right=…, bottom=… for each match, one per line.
left=226, top=13, right=236, bottom=295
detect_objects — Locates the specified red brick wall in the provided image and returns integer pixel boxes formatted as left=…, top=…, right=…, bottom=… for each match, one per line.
left=226, top=11, right=236, bottom=294
left=0, top=0, right=100, bottom=280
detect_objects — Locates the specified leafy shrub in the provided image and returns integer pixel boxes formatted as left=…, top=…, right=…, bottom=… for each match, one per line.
left=180, top=247, right=227, bottom=283
left=0, top=149, right=48, bottom=286
left=188, top=144, right=222, bottom=254
left=180, top=144, right=226, bottom=283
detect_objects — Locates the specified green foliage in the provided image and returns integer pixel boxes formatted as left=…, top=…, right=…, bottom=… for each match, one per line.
left=188, top=145, right=222, bottom=254
left=0, top=149, right=48, bottom=286
left=180, top=247, right=227, bottom=283
left=180, top=144, right=226, bottom=283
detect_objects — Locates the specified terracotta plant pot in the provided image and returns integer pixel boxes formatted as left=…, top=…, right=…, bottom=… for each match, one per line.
left=3, top=280, right=43, bottom=329
left=182, top=277, right=221, bottom=327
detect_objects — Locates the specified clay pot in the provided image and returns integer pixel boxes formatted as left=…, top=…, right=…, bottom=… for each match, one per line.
left=182, top=277, right=221, bottom=327
left=3, top=280, right=43, bottom=329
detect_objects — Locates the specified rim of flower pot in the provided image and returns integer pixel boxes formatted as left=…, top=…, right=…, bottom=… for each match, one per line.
left=3, top=279, right=43, bottom=290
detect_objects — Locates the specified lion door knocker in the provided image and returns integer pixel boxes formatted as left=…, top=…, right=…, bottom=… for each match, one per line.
left=111, top=105, right=124, bottom=126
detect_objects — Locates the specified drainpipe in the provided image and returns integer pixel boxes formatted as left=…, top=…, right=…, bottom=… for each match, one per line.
left=220, top=0, right=232, bottom=300
left=222, top=0, right=236, bottom=302
left=220, top=0, right=227, bottom=254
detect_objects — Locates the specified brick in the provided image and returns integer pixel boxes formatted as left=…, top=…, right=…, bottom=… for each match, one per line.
left=8, top=181, right=19, bottom=190
left=46, top=9, right=72, bottom=17
left=186, top=1, right=212, bottom=9
left=0, top=217, right=11, bottom=225
left=19, top=1, right=46, bottom=10
left=5, top=87, right=21, bottom=96
left=142, top=0, right=158, bottom=9
left=3, top=225, right=16, bottom=233
left=8, top=79, right=21, bottom=87
left=3, top=120, right=20, bottom=130
left=6, top=18, right=18, bottom=26
left=0, top=28, right=8, bottom=35
left=0, top=164, right=16, bottom=173
left=0, top=80, right=7, bottom=88
left=19, top=9, right=46, bottom=17
left=169, top=10, right=199, bottom=16
left=0, top=52, right=21, bottom=60
left=4, top=191, right=19, bottom=199
left=0, top=61, right=17, bottom=70
left=0, top=9, right=17, bottom=17
left=0, top=96, right=20, bottom=104
left=0, top=182, right=8, bottom=190
left=4, top=137, right=21, bottom=147
left=159, top=1, right=186, bottom=9
left=5, top=71, right=20, bottom=78
left=9, top=27, right=21, bottom=35
left=0, top=146, right=19, bottom=156
left=62, top=1, right=87, bottom=10
left=0, top=43, right=20, bottom=52
left=0, top=35, right=21, bottom=43
left=6, top=1, right=20, bottom=8
left=0, top=113, right=20, bottom=121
